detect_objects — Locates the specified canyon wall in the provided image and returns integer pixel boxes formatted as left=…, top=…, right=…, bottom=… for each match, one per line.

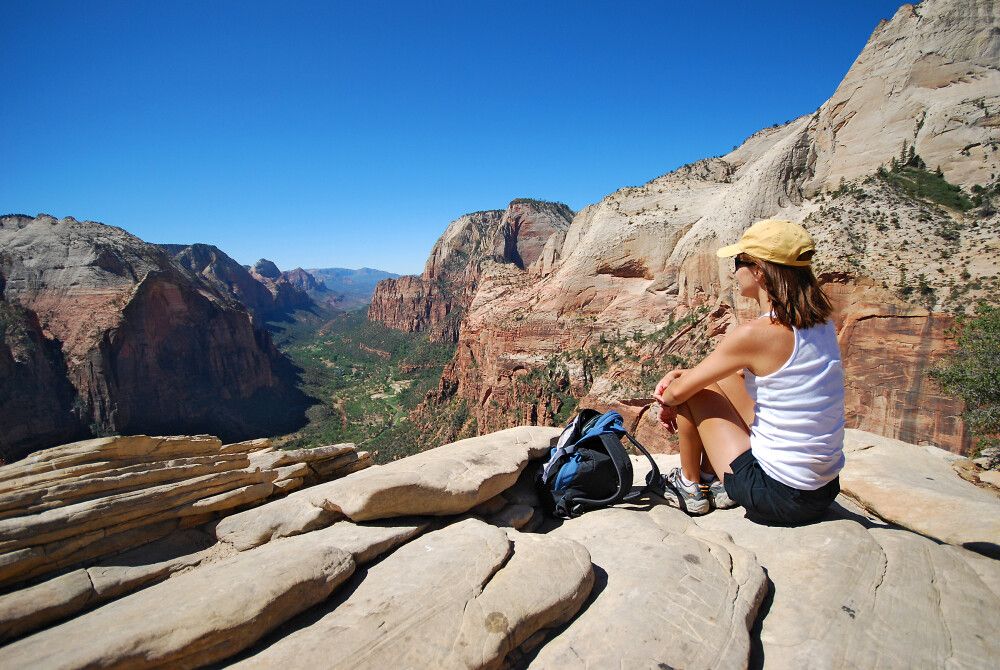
left=369, top=200, right=573, bottom=342
left=0, top=215, right=309, bottom=460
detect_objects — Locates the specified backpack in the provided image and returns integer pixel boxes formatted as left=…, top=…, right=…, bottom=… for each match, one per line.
left=535, top=409, right=663, bottom=519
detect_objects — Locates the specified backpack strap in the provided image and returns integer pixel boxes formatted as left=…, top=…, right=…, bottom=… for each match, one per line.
left=563, top=433, right=634, bottom=514
left=621, top=431, right=664, bottom=501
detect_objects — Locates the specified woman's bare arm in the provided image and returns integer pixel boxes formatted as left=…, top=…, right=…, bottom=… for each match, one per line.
left=653, top=322, right=766, bottom=406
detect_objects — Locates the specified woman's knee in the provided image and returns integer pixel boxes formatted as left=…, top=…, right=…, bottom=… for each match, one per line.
left=681, top=385, right=732, bottom=420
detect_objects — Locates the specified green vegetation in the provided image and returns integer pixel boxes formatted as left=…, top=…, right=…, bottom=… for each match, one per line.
left=930, top=302, right=1000, bottom=466
left=877, top=145, right=972, bottom=211
left=510, top=309, right=707, bottom=424
left=271, top=307, right=456, bottom=462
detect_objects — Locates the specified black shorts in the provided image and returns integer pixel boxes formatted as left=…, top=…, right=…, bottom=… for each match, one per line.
left=723, top=450, right=839, bottom=525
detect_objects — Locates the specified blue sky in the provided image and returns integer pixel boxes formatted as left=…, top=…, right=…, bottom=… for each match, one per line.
left=2, top=1, right=905, bottom=274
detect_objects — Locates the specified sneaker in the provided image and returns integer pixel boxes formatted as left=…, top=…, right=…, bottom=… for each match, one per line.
left=662, top=467, right=710, bottom=515
left=705, top=477, right=737, bottom=510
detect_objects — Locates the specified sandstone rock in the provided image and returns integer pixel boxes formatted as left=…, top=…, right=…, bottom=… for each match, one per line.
left=841, top=429, right=1000, bottom=555
left=0, top=569, right=94, bottom=643
left=532, top=506, right=767, bottom=670
left=487, top=503, right=535, bottom=529
left=219, top=437, right=272, bottom=454
left=695, top=504, right=1000, bottom=669
left=0, top=435, right=224, bottom=488
left=0, top=530, right=356, bottom=669
left=214, top=495, right=340, bottom=552
left=0, top=530, right=217, bottom=642
left=472, top=493, right=508, bottom=516
left=215, top=427, right=557, bottom=549
left=309, top=449, right=371, bottom=479
left=248, top=442, right=355, bottom=470
left=0, top=469, right=273, bottom=551
left=234, top=519, right=593, bottom=669
left=271, top=477, right=303, bottom=494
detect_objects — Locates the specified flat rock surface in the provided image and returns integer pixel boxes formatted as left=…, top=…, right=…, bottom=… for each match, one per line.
left=215, top=427, right=558, bottom=549
left=531, top=506, right=767, bottom=670
left=235, top=518, right=593, bottom=670
left=695, top=505, right=1000, bottom=669
left=841, top=429, right=1000, bottom=555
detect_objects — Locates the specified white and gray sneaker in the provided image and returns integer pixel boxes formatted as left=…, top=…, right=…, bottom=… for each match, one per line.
left=704, top=477, right=737, bottom=510
left=663, top=467, right=710, bottom=515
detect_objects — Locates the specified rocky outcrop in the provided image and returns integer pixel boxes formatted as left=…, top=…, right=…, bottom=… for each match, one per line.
left=379, top=0, right=999, bottom=454
left=249, top=259, right=314, bottom=315
left=0, top=434, right=372, bottom=592
left=163, top=243, right=278, bottom=321
left=369, top=200, right=574, bottom=342
left=281, top=267, right=324, bottom=292
left=164, top=246, right=320, bottom=320
left=0, top=426, right=997, bottom=668
left=0, top=216, right=309, bottom=458
left=214, top=426, right=558, bottom=550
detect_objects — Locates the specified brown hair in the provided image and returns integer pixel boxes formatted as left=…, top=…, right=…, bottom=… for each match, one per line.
left=739, top=253, right=833, bottom=329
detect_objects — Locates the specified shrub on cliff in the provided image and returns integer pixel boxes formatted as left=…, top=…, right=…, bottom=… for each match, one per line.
left=931, top=302, right=1000, bottom=465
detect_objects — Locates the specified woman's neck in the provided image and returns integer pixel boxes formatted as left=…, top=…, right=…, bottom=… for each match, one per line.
left=756, top=289, right=773, bottom=315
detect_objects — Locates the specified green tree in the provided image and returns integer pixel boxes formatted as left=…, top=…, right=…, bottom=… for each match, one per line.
left=931, top=302, right=1000, bottom=465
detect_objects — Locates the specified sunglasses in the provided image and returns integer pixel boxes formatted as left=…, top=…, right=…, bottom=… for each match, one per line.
left=734, top=255, right=754, bottom=272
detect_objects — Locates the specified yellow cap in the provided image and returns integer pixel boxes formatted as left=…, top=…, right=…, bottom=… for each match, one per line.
left=716, top=219, right=815, bottom=267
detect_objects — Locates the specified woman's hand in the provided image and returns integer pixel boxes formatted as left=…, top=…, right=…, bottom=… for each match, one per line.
left=657, top=403, right=678, bottom=434
left=653, top=369, right=687, bottom=433
left=653, top=369, right=686, bottom=406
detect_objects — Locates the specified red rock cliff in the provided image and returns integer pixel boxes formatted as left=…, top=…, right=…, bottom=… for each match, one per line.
left=0, top=215, right=308, bottom=458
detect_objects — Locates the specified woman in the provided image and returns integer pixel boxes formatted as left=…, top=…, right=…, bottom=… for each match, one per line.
left=652, top=219, right=844, bottom=524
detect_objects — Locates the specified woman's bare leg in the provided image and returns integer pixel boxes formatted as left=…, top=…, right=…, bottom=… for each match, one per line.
left=676, top=372, right=754, bottom=480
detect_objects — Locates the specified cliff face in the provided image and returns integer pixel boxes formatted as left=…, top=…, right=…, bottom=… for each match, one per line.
left=164, top=245, right=316, bottom=321
left=376, top=0, right=999, bottom=454
left=369, top=200, right=574, bottom=342
left=0, top=274, right=84, bottom=462
left=164, top=244, right=277, bottom=320
left=0, top=216, right=308, bottom=458
left=249, top=259, right=315, bottom=315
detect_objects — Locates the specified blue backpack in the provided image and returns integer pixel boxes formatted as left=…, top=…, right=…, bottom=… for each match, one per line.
left=536, top=409, right=663, bottom=519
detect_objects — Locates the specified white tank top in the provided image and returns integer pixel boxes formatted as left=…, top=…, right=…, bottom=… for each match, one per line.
left=744, top=318, right=845, bottom=490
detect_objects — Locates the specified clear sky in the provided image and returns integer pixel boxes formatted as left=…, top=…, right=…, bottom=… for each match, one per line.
left=2, top=1, right=906, bottom=275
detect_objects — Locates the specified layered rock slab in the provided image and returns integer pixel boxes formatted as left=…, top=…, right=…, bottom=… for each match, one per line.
left=216, top=426, right=559, bottom=550
left=0, top=519, right=425, bottom=667
left=530, top=505, right=767, bottom=670
left=695, top=506, right=1000, bottom=669
left=235, top=518, right=593, bottom=670
left=0, top=530, right=356, bottom=670
left=841, top=429, right=1000, bottom=555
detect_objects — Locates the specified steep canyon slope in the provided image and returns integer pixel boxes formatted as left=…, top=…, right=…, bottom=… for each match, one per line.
left=0, top=215, right=309, bottom=461
left=370, top=0, right=1000, bottom=453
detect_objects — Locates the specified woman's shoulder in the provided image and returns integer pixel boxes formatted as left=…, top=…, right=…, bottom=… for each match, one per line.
left=729, top=316, right=790, bottom=341
left=724, top=317, right=794, bottom=371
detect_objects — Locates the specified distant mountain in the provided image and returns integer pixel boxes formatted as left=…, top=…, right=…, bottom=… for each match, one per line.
left=2, top=217, right=309, bottom=461
left=160, top=246, right=316, bottom=321
left=305, top=267, right=400, bottom=310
